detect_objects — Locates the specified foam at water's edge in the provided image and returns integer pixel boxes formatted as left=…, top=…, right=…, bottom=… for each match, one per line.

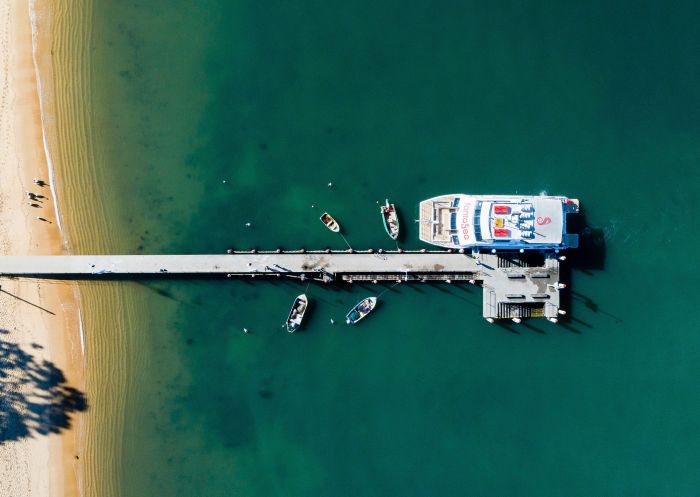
left=78, top=307, right=85, bottom=355
left=28, top=0, right=65, bottom=241
left=28, top=4, right=91, bottom=497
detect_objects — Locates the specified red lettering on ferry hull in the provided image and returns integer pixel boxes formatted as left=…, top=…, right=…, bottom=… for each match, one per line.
left=460, top=202, right=470, bottom=240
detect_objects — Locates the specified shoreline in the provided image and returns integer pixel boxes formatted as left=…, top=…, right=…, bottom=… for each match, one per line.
left=29, top=0, right=65, bottom=236
left=1, top=1, right=84, bottom=496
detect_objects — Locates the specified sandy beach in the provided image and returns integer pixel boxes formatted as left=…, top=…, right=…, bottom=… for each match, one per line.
left=0, top=0, right=84, bottom=496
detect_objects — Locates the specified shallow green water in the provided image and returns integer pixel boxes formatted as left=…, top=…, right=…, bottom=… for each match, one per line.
left=88, top=1, right=700, bottom=495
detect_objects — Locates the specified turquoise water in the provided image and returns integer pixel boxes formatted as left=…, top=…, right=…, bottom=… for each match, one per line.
left=87, top=1, right=700, bottom=495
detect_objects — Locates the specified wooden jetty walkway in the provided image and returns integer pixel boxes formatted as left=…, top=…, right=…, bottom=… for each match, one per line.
left=0, top=251, right=566, bottom=322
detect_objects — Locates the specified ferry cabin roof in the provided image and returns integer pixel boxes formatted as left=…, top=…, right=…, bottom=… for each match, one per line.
left=419, top=194, right=579, bottom=250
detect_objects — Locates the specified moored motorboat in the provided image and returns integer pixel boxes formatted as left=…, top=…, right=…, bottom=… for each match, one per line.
left=286, top=294, right=308, bottom=333
left=345, top=297, right=377, bottom=325
left=380, top=199, right=399, bottom=240
left=320, top=212, right=340, bottom=232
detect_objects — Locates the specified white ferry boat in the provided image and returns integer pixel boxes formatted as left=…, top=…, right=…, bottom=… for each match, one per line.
left=419, top=194, right=580, bottom=250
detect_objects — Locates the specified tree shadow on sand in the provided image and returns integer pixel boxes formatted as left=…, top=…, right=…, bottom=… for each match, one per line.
left=0, top=338, right=87, bottom=443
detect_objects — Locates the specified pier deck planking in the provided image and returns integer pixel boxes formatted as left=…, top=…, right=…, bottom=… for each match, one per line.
left=0, top=252, right=564, bottom=321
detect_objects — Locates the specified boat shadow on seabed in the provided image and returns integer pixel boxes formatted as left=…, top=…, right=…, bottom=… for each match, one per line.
left=558, top=208, right=620, bottom=330
left=0, top=334, right=87, bottom=443
left=494, top=208, right=610, bottom=336
left=567, top=208, right=606, bottom=273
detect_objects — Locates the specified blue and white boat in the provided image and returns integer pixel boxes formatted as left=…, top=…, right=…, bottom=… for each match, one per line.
left=418, top=194, right=580, bottom=250
left=345, top=297, right=377, bottom=325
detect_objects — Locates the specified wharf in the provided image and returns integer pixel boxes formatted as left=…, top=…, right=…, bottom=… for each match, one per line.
left=0, top=251, right=564, bottom=321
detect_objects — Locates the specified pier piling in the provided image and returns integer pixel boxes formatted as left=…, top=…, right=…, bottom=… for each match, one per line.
left=0, top=251, right=565, bottom=321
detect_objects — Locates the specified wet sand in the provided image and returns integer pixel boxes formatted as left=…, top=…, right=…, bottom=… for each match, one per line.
left=0, top=0, right=84, bottom=496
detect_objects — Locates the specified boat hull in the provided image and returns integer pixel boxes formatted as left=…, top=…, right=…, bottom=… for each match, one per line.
left=286, top=294, right=308, bottom=333
left=380, top=199, right=399, bottom=240
left=320, top=212, right=340, bottom=233
left=418, top=194, right=580, bottom=250
left=345, top=297, right=377, bottom=325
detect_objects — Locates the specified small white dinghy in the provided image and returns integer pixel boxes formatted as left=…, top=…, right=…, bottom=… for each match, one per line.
left=286, top=294, right=309, bottom=333
left=380, top=199, right=399, bottom=240
left=320, top=212, right=340, bottom=232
